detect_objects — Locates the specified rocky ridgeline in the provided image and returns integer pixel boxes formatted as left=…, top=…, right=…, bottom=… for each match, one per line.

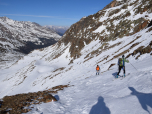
left=60, top=0, right=152, bottom=60
left=0, top=17, right=61, bottom=69
left=0, top=85, right=69, bottom=114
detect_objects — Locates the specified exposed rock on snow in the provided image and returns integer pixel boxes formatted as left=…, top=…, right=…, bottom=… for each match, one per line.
left=61, top=0, right=152, bottom=60
left=0, top=85, right=69, bottom=114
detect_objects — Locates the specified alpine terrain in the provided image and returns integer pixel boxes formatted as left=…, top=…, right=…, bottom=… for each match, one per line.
left=45, top=25, right=69, bottom=36
left=0, top=17, right=61, bottom=69
left=0, top=0, right=152, bottom=114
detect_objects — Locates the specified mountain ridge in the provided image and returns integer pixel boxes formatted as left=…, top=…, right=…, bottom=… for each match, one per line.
left=0, top=17, right=61, bottom=68
left=61, top=0, right=152, bottom=60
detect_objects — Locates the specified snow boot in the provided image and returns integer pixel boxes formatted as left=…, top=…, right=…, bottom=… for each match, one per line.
left=116, top=75, right=118, bottom=78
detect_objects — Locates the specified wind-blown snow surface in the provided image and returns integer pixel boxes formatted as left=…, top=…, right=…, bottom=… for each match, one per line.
left=0, top=27, right=152, bottom=114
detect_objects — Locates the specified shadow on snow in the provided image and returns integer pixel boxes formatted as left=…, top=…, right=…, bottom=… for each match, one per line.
left=54, top=95, right=60, bottom=101
left=112, top=72, right=117, bottom=78
left=129, top=87, right=152, bottom=114
left=89, top=96, right=111, bottom=114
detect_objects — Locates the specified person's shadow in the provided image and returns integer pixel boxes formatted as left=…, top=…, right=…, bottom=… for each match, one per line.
left=89, top=96, right=111, bottom=114
left=54, top=95, right=60, bottom=101
left=129, top=87, right=152, bottom=114
left=112, top=72, right=117, bottom=78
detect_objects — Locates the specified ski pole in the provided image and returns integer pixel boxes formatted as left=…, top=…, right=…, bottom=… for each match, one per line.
left=130, top=62, right=138, bottom=71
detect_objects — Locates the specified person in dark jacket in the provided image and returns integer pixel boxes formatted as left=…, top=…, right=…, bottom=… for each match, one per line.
left=117, top=55, right=129, bottom=78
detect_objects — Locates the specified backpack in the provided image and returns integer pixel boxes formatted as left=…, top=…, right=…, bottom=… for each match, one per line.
left=96, top=66, right=100, bottom=71
left=118, top=58, right=123, bottom=66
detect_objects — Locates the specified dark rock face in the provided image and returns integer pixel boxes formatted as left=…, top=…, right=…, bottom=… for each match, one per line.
left=0, top=85, right=69, bottom=114
left=132, top=41, right=152, bottom=59
left=148, top=20, right=152, bottom=27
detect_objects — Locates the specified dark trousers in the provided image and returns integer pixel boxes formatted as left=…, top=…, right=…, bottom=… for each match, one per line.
left=117, top=66, right=125, bottom=75
left=96, top=70, right=99, bottom=75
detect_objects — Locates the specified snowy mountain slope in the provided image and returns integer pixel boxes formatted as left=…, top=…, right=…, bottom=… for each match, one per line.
left=0, top=17, right=61, bottom=42
left=0, top=17, right=61, bottom=69
left=0, top=32, right=152, bottom=114
left=25, top=55, right=152, bottom=114
left=0, top=25, right=151, bottom=96
left=0, top=27, right=152, bottom=114
left=61, top=0, right=152, bottom=59
left=0, top=0, right=152, bottom=113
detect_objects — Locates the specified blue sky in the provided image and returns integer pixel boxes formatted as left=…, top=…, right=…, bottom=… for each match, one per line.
left=0, top=0, right=113, bottom=26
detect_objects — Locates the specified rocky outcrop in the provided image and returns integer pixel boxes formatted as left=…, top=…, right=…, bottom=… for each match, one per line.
left=132, top=41, right=152, bottom=59
left=0, top=85, right=69, bottom=114
left=61, top=0, right=152, bottom=60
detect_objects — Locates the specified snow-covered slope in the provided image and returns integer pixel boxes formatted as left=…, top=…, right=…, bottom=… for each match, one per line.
left=0, top=28, right=152, bottom=114
left=0, top=0, right=152, bottom=113
left=61, top=0, right=152, bottom=59
left=0, top=17, right=61, bottom=42
left=25, top=55, right=152, bottom=114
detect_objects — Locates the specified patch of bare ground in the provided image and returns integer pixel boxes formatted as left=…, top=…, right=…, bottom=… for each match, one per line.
left=52, top=48, right=67, bottom=60
left=104, top=49, right=130, bottom=64
left=53, top=67, right=66, bottom=72
left=132, top=41, right=152, bottom=59
left=65, top=66, right=73, bottom=72
left=96, top=55, right=109, bottom=65
left=108, top=63, right=116, bottom=70
left=146, top=26, right=152, bottom=32
left=0, top=85, right=70, bottom=114
left=40, top=67, right=66, bottom=81
left=105, top=39, right=152, bottom=64
left=114, top=36, right=141, bottom=54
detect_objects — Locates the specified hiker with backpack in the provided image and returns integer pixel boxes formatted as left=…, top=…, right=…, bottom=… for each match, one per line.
left=96, top=65, right=100, bottom=75
left=116, top=55, right=129, bottom=78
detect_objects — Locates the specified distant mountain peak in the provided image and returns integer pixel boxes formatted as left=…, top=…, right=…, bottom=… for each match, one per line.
left=45, top=25, right=69, bottom=36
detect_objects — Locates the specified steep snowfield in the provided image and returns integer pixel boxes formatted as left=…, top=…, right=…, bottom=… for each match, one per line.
left=0, top=26, right=152, bottom=113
